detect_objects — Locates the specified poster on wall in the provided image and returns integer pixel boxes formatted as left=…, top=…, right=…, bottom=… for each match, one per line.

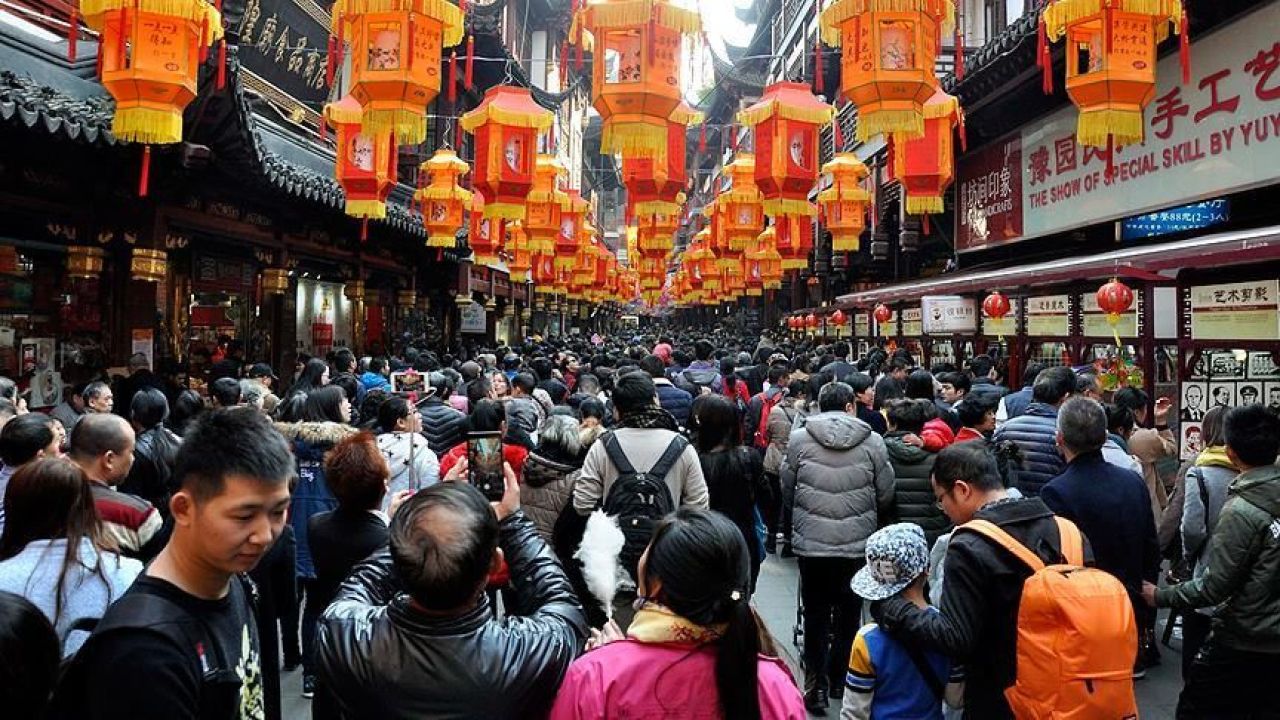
left=1180, top=382, right=1208, bottom=422
left=1265, top=382, right=1280, bottom=413
left=900, top=308, right=923, bottom=336
left=459, top=301, right=487, bottom=334
left=921, top=296, right=976, bottom=335
left=131, top=329, right=154, bottom=370
left=1181, top=422, right=1204, bottom=461
left=1025, top=295, right=1070, bottom=337
left=1190, top=281, right=1280, bottom=341
left=1247, top=351, right=1280, bottom=379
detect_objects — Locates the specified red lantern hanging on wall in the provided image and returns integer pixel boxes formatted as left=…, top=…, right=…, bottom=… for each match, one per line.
left=330, top=0, right=464, bottom=144
left=461, top=86, right=554, bottom=220
left=325, top=96, right=398, bottom=219
left=891, top=88, right=962, bottom=217
left=819, top=0, right=955, bottom=141
left=805, top=313, right=819, bottom=330
left=983, top=290, right=1012, bottom=338
left=416, top=148, right=472, bottom=248
left=1096, top=277, right=1134, bottom=345
left=873, top=302, right=893, bottom=325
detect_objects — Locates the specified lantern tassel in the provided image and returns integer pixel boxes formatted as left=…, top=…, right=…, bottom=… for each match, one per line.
left=216, top=40, right=227, bottom=90
left=199, top=16, right=209, bottom=63
left=448, top=50, right=458, bottom=103
left=67, top=9, right=77, bottom=62
left=138, top=146, right=151, bottom=198
left=326, top=35, right=335, bottom=87
left=464, top=35, right=475, bottom=90
left=832, top=117, right=844, bottom=151
left=698, top=124, right=707, bottom=153
left=558, top=40, right=568, bottom=91
left=1106, top=135, right=1116, bottom=180
left=954, top=28, right=964, bottom=80
left=959, top=111, right=968, bottom=152
left=1179, top=6, right=1191, bottom=86
left=361, top=219, right=369, bottom=243
left=921, top=214, right=930, bottom=236
left=1038, top=15, right=1052, bottom=94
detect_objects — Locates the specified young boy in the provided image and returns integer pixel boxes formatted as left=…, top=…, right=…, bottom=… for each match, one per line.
left=843, top=523, right=964, bottom=720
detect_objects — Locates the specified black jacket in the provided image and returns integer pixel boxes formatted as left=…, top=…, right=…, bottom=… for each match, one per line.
left=653, top=379, right=693, bottom=428
left=315, top=511, right=588, bottom=719
left=308, top=508, right=390, bottom=617
left=120, top=424, right=181, bottom=515
left=875, top=497, right=1093, bottom=720
left=418, top=399, right=467, bottom=457
left=968, top=378, right=1009, bottom=406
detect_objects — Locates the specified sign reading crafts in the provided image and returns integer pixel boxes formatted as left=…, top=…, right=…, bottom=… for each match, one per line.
left=956, top=0, right=1280, bottom=252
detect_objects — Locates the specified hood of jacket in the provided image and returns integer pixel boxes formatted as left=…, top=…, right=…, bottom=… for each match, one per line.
left=803, top=411, right=871, bottom=451
left=884, top=432, right=932, bottom=464
left=1024, top=402, right=1059, bottom=419
left=523, top=451, right=581, bottom=488
left=1231, top=464, right=1280, bottom=516
left=1195, top=445, right=1236, bottom=470
left=274, top=421, right=357, bottom=446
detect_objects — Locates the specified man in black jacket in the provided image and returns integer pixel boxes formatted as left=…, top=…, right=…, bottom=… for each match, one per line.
left=315, top=465, right=587, bottom=719
left=418, top=372, right=467, bottom=456
left=873, top=441, right=1092, bottom=720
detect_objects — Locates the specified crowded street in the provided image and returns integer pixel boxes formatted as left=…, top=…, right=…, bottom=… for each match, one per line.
left=3, top=0, right=1280, bottom=718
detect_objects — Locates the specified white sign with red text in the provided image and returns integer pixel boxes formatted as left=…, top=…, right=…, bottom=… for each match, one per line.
left=957, top=1, right=1280, bottom=249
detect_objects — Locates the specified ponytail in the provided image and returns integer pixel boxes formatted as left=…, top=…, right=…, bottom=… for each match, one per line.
left=715, top=600, right=763, bottom=720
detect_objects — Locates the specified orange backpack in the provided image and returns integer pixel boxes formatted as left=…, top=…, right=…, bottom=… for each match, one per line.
left=962, top=516, right=1139, bottom=720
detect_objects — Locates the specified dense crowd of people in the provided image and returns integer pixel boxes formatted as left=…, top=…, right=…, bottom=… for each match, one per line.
left=0, top=329, right=1276, bottom=719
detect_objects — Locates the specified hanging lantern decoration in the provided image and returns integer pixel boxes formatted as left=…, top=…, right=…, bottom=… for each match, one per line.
left=818, top=153, right=871, bottom=252
left=623, top=102, right=702, bottom=218
left=739, top=82, right=834, bottom=217
left=873, top=302, right=893, bottom=326
left=1096, top=277, right=1135, bottom=346
left=66, top=246, right=105, bottom=279
left=506, top=221, right=533, bottom=283
left=983, top=290, right=1012, bottom=339
left=81, top=0, right=224, bottom=144
left=573, top=0, right=702, bottom=156
left=1041, top=0, right=1187, bottom=150
left=130, top=249, right=167, bottom=282
left=467, top=194, right=503, bottom=264
left=330, top=0, right=464, bottom=144
left=461, top=86, right=555, bottom=220
left=344, top=279, right=366, bottom=302
left=891, top=88, right=962, bottom=216
left=325, top=97, right=398, bottom=219
left=554, top=190, right=590, bottom=271
left=819, top=0, right=955, bottom=141
left=398, top=289, right=417, bottom=308
left=754, top=226, right=784, bottom=290
left=718, top=154, right=764, bottom=252
left=416, top=148, right=472, bottom=248
left=260, top=267, right=290, bottom=295
left=526, top=155, right=570, bottom=255
left=805, top=313, right=819, bottom=331
left=831, top=308, right=847, bottom=327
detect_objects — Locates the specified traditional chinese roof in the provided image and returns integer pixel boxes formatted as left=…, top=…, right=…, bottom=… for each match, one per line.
left=0, top=28, right=117, bottom=147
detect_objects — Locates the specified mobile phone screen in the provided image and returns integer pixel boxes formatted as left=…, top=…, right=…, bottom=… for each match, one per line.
left=467, top=431, right=505, bottom=501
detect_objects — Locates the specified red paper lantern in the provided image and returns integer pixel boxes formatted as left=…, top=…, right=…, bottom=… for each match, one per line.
left=1096, top=278, right=1135, bottom=320
left=873, top=303, right=892, bottom=325
left=983, top=291, right=1011, bottom=320
left=892, top=88, right=962, bottom=216
left=325, top=96, right=397, bottom=219
left=739, top=82, right=834, bottom=216
left=805, top=313, right=819, bottom=329
left=831, top=308, right=847, bottom=326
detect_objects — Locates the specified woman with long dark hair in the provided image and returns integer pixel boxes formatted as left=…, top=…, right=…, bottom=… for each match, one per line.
left=847, top=373, right=888, bottom=435
left=0, top=458, right=141, bottom=656
left=286, top=357, right=331, bottom=402
left=694, top=395, right=766, bottom=589
left=549, top=509, right=804, bottom=719
left=122, top=388, right=182, bottom=516
left=165, top=389, right=205, bottom=437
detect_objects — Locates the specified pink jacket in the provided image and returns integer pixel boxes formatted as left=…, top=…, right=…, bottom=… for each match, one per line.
left=548, top=640, right=805, bottom=719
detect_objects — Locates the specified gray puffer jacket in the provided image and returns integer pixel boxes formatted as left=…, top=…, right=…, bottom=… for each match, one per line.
left=781, top=411, right=895, bottom=559
left=521, top=451, right=581, bottom=540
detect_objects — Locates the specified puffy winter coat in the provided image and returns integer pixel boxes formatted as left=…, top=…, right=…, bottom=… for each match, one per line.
left=522, top=451, right=581, bottom=540
left=780, top=412, right=894, bottom=559
left=992, top=402, right=1063, bottom=497
left=275, top=421, right=358, bottom=579
left=883, top=432, right=951, bottom=547
left=653, top=378, right=693, bottom=428
left=505, top=395, right=545, bottom=441
left=418, top=399, right=467, bottom=457
left=762, top=398, right=802, bottom=476
left=376, top=431, right=439, bottom=513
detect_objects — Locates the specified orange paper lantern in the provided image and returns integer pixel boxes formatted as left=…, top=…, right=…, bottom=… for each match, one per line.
left=415, top=148, right=472, bottom=247
left=717, top=154, right=764, bottom=252
left=892, top=88, right=961, bottom=216
left=467, top=194, right=503, bottom=264
left=325, top=97, right=398, bottom=219
left=554, top=190, right=590, bottom=271
left=525, top=155, right=569, bottom=254
left=623, top=103, right=702, bottom=217
left=506, top=221, right=533, bottom=282
left=461, top=86, right=554, bottom=220
left=819, top=153, right=871, bottom=252
left=739, top=82, right=834, bottom=217
left=83, top=0, right=224, bottom=144
left=819, top=0, right=954, bottom=141
left=330, top=0, right=464, bottom=144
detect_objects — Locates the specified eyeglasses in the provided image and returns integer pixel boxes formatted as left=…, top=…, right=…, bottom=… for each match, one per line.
left=933, top=488, right=951, bottom=511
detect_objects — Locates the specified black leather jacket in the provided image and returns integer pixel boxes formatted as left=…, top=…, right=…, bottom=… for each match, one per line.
left=418, top=399, right=468, bottom=457
left=120, top=424, right=181, bottom=514
left=315, top=511, right=588, bottom=720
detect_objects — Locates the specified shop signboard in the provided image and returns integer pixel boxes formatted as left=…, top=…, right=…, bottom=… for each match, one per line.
left=854, top=312, right=870, bottom=338
left=459, top=301, right=487, bottom=334
left=956, top=1, right=1280, bottom=251
left=900, top=307, right=923, bottom=336
left=921, top=296, right=976, bottom=335
left=235, top=0, right=331, bottom=113
left=1120, top=198, right=1230, bottom=240
left=1190, top=280, right=1280, bottom=341
left=1082, top=291, right=1140, bottom=337
left=1025, top=295, right=1070, bottom=336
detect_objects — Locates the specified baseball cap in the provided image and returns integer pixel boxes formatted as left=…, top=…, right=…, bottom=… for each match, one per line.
left=248, top=363, right=278, bottom=380
left=851, top=523, right=929, bottom=601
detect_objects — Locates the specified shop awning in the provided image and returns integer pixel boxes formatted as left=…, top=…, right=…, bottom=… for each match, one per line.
left=837, top=225, right=1280, bottom=307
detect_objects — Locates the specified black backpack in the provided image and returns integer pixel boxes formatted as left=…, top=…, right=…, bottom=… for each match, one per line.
left=601, top=432, right=686, bottom=580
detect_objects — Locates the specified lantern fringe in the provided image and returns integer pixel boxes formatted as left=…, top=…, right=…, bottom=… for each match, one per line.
left=819, top=0, right=955, bottom=46
left=634, top=199, right=681, bottom=216
left=81, top=0, right=222, bottom=33
left=425, top=233, right=457, bottom=248
left=481, top=202, right=528, bottom=221
left=855, top=108, right=925, bottom=142
left=415, top=185, right=473, bottom=202
left=923, top=93, right=961, bottom=120
left=324, top=99, right=363, bottom=126
left=577, top=0, right=701, bottom=33
left=738, top=99, right=834, bottom=128
left=905, top=195, right=944, bottom=215
left=670, top=104, right=704, bottom=126
left=421, top=149, right=469, bottom=173
left=460, top=101, right=555, bottom=133
left=112, top=107, right=183, bottom=145
left=817, top=186, right=869, bottom=203
left=1077, top=108, right=1145, bottom=148
left=600, top=122, right=667, bottom=155
left=361, top=108, right=427, bottom=145
left=527, top=189, right=571, bottom=207
left=762, top=198, right=818, bottom=216
left=345, top=199, right=388, bottom=219
left=831, top=235, right=861, bottom=252
left=781, top=258, right=808, bottom=270
left=330, top=0, right=464, bottom=45
left=1042, top=0, right=1180, bottom=40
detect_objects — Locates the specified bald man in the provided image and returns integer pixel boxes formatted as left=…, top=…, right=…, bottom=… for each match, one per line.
left=70, top=413, right=163, bottom=560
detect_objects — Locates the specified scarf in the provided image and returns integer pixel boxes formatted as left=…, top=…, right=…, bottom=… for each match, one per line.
left=1195, top=445, right=1236, bottom=470
left=618, top=406, right=680, bottom=432
left=1108, top=432, right=1131, bottom=454
left=627, top=602, right=726, bottom=646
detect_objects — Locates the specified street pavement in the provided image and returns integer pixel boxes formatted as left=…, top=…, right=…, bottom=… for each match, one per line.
left=281, top=551, right=1183, bottom=719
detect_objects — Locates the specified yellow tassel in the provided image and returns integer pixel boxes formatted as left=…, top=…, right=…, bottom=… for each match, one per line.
left=634, top=200, right=682, bottom=216
left=81, top=0, right=210, bottom=29
left=763, top=198, right=817, bottom=217
left=360, top=108, right=427, bottom=146
left=426, top=233, right=457, bottom=248
left=601, top=122, right=667, bottom=156
left=112, top=107, right=183, bottom=145
left=482, top=202, right=527, bottom=221
left=781, top=258, right=808, bottom=270
left=331, top=0, right=464, bottom=43
left=856, top=108, right=925, bottom=142
left=738, top=102, right=834, bottom=128
left=818, top=186, right=869, bottom=203
left=582, top=0, right=701, bottom=33
left=460, top=102, right=554, bottom=133
left=345, top=199, right=388, bottom=219
left=324, top=102, right=364, bottom=126
left=905, top=195, right=944, bottom=215
left=831, top=234, right=861, bottom=252
left=416, top=186, right=472, bottom=202
left=1076, top=108, right=1145, bottom=148
left=1043, top=0, right=1180, bottom=40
